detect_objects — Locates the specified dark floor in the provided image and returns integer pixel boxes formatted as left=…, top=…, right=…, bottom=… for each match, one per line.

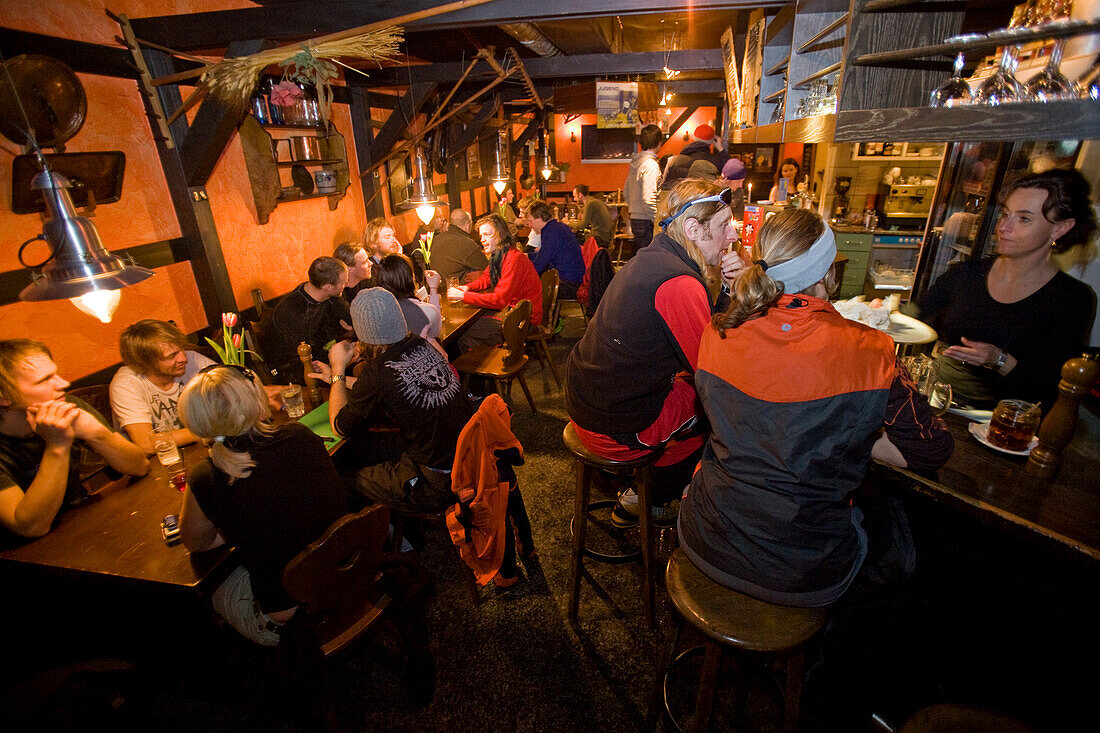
left=3, top=308, right=1098, bottom=732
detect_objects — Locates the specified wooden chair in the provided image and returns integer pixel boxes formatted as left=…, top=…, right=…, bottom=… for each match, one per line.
left=526, top=269, right=561, bottom=390
left=390, top=507, right=481, bottom=606
left=452, top=299, right=537, bottom=414
left=251, top=287, right=270, bottom=318
left=68, top=383, right=113, bottom=426
left=68, top=383, right=132, bottom=495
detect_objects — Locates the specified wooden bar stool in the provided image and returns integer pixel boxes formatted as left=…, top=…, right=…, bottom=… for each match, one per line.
left=649, top=549, right=826, bottom=733
left=563, top=423, right=661, bottom=628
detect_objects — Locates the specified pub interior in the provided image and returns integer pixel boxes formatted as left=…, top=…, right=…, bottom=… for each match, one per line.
left=1, top=1, right=1098, bottom=731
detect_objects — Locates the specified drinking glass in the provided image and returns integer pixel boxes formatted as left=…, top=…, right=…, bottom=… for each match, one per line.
left=282, top=384, right=305, bottom=419
left=153, top=430, right=181, bottom=469
left=987, top=399, right=1041, bottom=451
left=929, top=53, right=973, bottom=107
left=973, top=46, right=1024, bottom=105
left=1078, top=59, right=1100, bottom=100
left=1024, top=40, right=1076, bottom=101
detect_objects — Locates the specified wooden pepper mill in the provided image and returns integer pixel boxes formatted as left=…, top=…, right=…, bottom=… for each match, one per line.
left=1025, top=354, right=1099, bottom=479
left=297, top=341, right=322, bottom=410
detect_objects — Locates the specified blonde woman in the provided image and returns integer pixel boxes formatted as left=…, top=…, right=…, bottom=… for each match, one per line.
left=679, top=208, right=953, bottom=607
left=178, top=365, right=346, bottom=646
left=565, top=178, right=745, bottom=528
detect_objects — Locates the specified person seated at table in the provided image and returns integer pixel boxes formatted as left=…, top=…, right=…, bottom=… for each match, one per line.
left=362, top=217, right=404, bottom=289
left=429, top=208, right=487, bottom=286
left=260, top=255, right=351, bottom=385
left=109, top=319, right=215, bottom=455
left=908, top=168, right=1097, bottom=411
left=177, top=364, right=346, bottom=647
left=516, top=196, right=542, bottom=252
left=678, top=208, right=954, bottom=608
left=314, top=288, right=473, bottom=515
left=377, top=253, right=443, bottom=340
left=0, top=340, right=149, bottom=538
left=565, top=179, right=745, bottom=528
left=448, top=213, right=543, bottom=352
left=525, top=200, right=585, bottom=300
left=334, top=241, right=372, bottom=303
left=573, top=185, right=613, bottom=248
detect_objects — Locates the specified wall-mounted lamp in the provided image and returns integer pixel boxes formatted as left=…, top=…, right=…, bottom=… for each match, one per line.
left=18, top=168, right=153, bottom=323
left=405, top=145, right=439, bottom=225
left=683, top=130, right=690, bottom=141
left=569, top=129, right=577, bottom=143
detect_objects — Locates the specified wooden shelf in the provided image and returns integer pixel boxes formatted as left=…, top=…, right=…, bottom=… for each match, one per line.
left=765, top=54, right=790, bottom=77
left=275, top=159, right=342, bottom=167
left=276, top=190, right=337, bottom=203
left=792, top=61, right=842, bottom=89
left=763, top=89, right=787, bottom=104
left=796, top=13, right=849, bottom=55
left=852, top=19, right=1100, bottom=66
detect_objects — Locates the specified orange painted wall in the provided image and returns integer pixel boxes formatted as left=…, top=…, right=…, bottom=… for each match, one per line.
left=544, top=108, right=719, bottom=196
left=0, top=1, right=370, bottom=381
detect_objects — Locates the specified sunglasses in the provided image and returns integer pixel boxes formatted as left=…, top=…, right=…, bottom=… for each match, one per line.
left=198, top=363, right=258, bottom=383
left=659, top=187, right=733, bottom=230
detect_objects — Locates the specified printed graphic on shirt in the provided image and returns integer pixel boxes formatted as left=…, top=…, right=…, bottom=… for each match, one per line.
left=386, top=343, right=461, bottom=409
left=149, top=386, right=185, bottom=432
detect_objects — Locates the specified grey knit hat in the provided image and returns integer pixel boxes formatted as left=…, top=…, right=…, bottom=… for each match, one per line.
left=350, top=287, right=408, bottom=345
left=688, top=159, right=719, bottom=179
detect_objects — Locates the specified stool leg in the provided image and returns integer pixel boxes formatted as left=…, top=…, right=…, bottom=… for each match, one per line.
left=781, top=647, right=807, bottom=733
left=690, top=641, right=723, bottom=733
left=636, top=466, right=656, bottom=629
left=568, top=461, right=592, bottom=623
left=647, top=616, right=684, bottom=732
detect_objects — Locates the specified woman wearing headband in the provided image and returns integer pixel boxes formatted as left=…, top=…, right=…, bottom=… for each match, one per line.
left=565, top=178, right=746, bottom=528
left=178, top=365, right=346, bottom=646
left=679, top=208, right=953, bottom=608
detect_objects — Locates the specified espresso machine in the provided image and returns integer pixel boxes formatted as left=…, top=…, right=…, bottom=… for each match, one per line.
left=882, top=183, right=934, bottom=231
left=833, top=176, right=851, bottom=219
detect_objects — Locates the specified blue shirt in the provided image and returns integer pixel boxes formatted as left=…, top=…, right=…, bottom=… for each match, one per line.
left=531, top=219, right=585, bottom=285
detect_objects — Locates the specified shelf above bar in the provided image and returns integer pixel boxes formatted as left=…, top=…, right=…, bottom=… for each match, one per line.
left=792, top=62, right=842, bottom=89
left=861, top=0, right=972, bottom=11
left=765, top=54, right=790, bottom=77
left=763, top=89, right=787, bottom=103
left=852, top=19, right=1100, bottom=66
left=796, top=13, right=849, bottom=55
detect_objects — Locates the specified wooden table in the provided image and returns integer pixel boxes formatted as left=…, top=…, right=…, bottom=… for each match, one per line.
left=0, top=443, right=232, bottom=594
left=881, top=412, right=1100, bottom=562
left=441, top=299, right=484, bottom=347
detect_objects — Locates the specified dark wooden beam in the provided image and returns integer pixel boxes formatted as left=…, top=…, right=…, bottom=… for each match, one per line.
left=368, top=81, right=439, bottom=166
left=179, top=39, right=271, bottom=187
left=510, top=117, right=539, bottom=159
left=128, top=2, right=769, bottom=52
left=0, top=26, right=137, bottom=79
left=0, top=238, right=187, bottom=308
left=348, top=85, right=385, bottom=219
left=448, top=95, right=498, bottom=159
left=666, top=106, right=699, bottom=143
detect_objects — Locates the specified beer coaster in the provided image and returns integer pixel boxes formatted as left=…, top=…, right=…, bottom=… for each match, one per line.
left=968, top=421, right=1038, bottom=456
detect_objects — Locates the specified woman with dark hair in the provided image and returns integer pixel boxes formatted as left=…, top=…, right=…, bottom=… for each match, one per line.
left=377, top=253, right=442, bottom=340
left=680, top=208, right=952, bottom=607
left=178, top=365, right=346, bottom=646
left=910, top=168, right=1098, bottom=409
left=566, top=178, right=746, bottom=527
left=448, top=213, right=543, bottom=351
left=768, top=157, right=804, bottom=203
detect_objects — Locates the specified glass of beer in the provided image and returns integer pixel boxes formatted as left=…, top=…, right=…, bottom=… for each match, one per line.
left=987, top=399, right=1041, bottom=452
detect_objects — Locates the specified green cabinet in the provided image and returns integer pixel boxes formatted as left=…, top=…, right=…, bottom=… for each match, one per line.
left=834, top=230, right=871, bottom=298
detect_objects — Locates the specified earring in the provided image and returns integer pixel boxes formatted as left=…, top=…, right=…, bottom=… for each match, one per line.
left=1050, top=239, right=1058, bottom=248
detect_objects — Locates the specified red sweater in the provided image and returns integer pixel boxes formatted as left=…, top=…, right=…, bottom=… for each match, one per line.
left=463, top=249, right=544, bottom=326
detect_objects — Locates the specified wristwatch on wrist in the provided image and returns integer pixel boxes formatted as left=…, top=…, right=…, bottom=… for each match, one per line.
left=992, top=350, right=1007, bottom=370
left=330, top=373, right=346, bottom=384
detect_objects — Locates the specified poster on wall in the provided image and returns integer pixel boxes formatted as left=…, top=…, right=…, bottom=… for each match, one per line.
left=720, top=26, right=740, bottom=132
left=596, top=81, right=639, bottom=128
left=739, top=9, right=765, bottom=129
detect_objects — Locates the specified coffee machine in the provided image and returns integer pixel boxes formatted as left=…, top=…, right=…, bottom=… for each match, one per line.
left=833, top=176, right=851, bottom=219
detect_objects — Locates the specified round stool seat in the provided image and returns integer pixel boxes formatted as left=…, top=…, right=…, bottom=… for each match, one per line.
left=666, top=549, right=826, bottom=652
left=900, top=704, right=1038, bottom=733
left=563, top=423, right=660, bottom=470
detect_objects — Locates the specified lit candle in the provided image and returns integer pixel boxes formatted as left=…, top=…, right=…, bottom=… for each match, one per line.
left=747, top=182, right=752, bottom=203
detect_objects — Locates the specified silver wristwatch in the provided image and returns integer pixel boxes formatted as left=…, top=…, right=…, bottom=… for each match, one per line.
left=330, top=374, right=346, bottom=384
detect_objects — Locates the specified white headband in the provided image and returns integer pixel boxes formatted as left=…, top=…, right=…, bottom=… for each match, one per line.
left=763, top=223, right=836, bottom=294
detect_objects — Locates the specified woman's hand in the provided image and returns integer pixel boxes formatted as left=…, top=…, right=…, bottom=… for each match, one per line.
left=424, top=269, right=441, bottom=292
left=941, top=337, right=1005, bottom=369
left=720, top=249, right=747, bottom=283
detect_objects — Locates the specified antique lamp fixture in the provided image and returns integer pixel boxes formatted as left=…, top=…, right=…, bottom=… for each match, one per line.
left=488, top=129, right=510, bottom=195
left=406, top=144, right=439, bottom=225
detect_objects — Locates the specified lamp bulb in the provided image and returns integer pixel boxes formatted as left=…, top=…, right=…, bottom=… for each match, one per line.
left=492, top=180, right=507, bottom=195
left=415, top=204, right=436, bottom=225
left=541, top=167, right=553, bottom=180
left=71, top=288, right=120, bottom=323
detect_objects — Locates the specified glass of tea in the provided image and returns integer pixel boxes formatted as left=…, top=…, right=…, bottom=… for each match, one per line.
left=987, top=399, right=1041, bottom=452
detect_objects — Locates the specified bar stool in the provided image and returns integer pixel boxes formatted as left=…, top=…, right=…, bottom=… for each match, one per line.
left=563, top=423, right=661, bottom=628
left=649, top=549, right=826, bottom=733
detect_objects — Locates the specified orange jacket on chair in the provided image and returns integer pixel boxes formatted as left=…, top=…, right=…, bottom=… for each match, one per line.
left=446, top=394, right=524, bottom=585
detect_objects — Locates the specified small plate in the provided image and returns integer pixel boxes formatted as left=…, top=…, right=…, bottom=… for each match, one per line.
left=968, top=421, right=1037, bottom=456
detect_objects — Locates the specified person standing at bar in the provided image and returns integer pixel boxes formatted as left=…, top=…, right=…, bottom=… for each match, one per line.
left=0, top=340, right=148, bottom=537
left=566, top=179, right=744, bottom=527
left=624, top=124, right=662, bottom=250
left=909, top=168, right=1097, bottom=410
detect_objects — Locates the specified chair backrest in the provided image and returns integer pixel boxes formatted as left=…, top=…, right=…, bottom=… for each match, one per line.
left=282, top=504, right=391, bottom=657
left=67, top=384, right=113, bottom=426
left=251, top=288, right=269, bottom=318
left=540, top=269, right=559, bottom=328
left=500, top=299, right=532, bottom=369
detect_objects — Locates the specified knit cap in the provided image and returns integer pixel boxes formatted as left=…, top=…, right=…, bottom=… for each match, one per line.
left=721, top=158, right=746, bottom=181
left=692, top=124, right=716, bottom=143
left=350, top=287, right=408, bottom=345
left=660, top=155, right=693, bottom=191
left=688, top=159, right=718, bottom=179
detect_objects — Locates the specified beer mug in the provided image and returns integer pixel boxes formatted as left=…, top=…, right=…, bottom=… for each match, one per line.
left=902, top=354, right=952, bottom=416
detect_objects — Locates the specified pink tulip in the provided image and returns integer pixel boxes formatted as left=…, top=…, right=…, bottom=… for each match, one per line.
left=232, top=333, right=241, bottom=348
left=222, top=312, right=238, bottom=328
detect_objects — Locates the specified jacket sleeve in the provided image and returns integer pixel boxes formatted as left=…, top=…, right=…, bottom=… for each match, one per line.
left=463, top=252, right=521, bottom=311
left=465, top=266, right=491, bottom=292
left=883, top=360, right=954, bottom=472
left=653, top=275, right=714, bottom=372
left=641, top=159, right=659, bottom=218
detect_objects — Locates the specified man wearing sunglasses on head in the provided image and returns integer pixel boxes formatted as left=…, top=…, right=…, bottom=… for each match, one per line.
left=566, top=179, right=746, bottom=528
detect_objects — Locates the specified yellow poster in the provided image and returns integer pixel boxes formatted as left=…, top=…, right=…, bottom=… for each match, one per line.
left=596, top=81, right=639, bottom=128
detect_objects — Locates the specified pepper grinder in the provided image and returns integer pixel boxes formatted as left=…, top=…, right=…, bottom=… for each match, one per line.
left=297, top=342, right=322, bottom=410
left=1026, top=354, right=1099, bottom=479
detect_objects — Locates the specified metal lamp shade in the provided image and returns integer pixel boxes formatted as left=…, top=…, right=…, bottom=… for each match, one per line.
left=404, top=146, right=438, bottom=208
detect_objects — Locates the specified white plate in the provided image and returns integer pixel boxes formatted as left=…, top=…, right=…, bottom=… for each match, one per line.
left=968, top=421, right=1038, bottom=456
left=947, top=406, right=994, bottom=421
left=885, top=313, right=938, bottom=345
